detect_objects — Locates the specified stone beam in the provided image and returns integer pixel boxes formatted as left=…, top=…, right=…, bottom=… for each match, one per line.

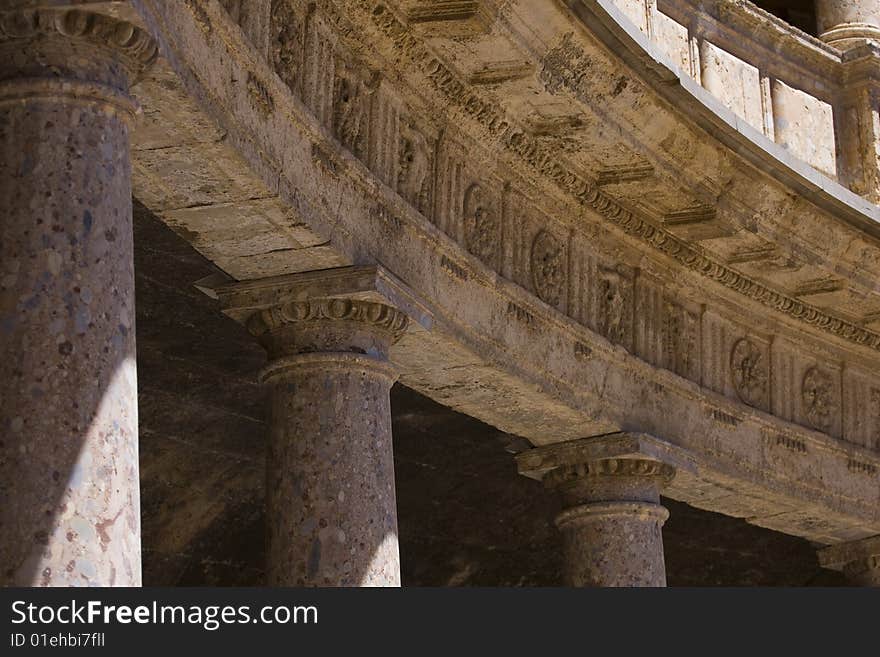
left=817, top=534, right=880, bottom=586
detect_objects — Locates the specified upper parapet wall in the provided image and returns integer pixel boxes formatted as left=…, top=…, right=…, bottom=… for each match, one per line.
left=612, top=0, right=880, bottom=201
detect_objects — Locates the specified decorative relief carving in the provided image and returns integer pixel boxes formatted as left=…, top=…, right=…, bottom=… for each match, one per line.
left=0, top=8, right=158, bottom=72
left=275, top=1, right=880, bottom=450
left=802, top=366, right=837, bottom=432
left=530, top=230, right=565, bottom=308
left=357, top=1, right=880, bottom=354
left=775, top=435, right=807, bottom=454
left=544, top=458, right=676, bottom=488
left=333, top=67, right=377, bottom=158
left=663, top=301, right=698, bottom=379
left=870, top=388, right=880, bottom=448
left=574, top=342, right=593, bottom=361
left=847, top=459, right=877, bottom=475
left=730, top=338, right=768, bottom=408
left=247, top=72, right=274, bottom=117
left=246, top=298, right=409, bottom=339
left=270, top=0, right=302, bottom=91
left=463, top=183, right=498, bottom=266
left=397, top=122, right=431, bottom=213
left=506, top=301, right=536, bottom=329
left=598, top=266, right=632, bottom=348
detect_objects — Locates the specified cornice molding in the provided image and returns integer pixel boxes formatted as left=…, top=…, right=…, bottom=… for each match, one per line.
left=357, top=1, right=880, bottom=354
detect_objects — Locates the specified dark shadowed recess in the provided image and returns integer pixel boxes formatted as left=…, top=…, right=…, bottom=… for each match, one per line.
left=133, top=199, right=846, bottom=587
left=752, top=0, right=817, bottom=34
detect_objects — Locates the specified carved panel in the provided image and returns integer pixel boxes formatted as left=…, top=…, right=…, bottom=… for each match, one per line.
left=801, top=365, right=838, bottom=433
left=332, top=65, right=377, bottom=159
left=463, top=183, right=499, bottom=268
left=842, top=369, right=880, bottom=450
left=663, top=300, right=700, bottom=381
left=253, top=0, right=880, bottom=451
left=270, top=0, right=303, bottom=93
left=434, top=137, right=463, bottom=237
left=397, top=120, right=432, bottom=214
left=598, top=265, right=633, bottom=350
left=530, top=230, right=565, bottom=308
left=730, top=337, right=769, bottom=409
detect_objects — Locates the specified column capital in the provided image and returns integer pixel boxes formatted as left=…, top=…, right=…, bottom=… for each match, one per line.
left=0, top=7, right=157, bottom=116
left=516, top=431, right=683, bottom=486
left=215, top=264, right=432, bottom=363
left=0, top=7, right=158, bottom=69
left=818, top=535, right=880, bottom=586
left=215, top=267, right=425, bottom=586
left=518, top=432, right=681, bottom=586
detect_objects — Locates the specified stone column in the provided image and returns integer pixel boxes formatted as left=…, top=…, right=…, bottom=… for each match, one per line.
left=0, top=8, right=156, bottom=586
left=818, top=535, right=880, bottom=586
left=518, top=433, right=677, bottom=587
left=816, top=0, right=880, bottom=48
left=217, top=266, right=429, bottom=587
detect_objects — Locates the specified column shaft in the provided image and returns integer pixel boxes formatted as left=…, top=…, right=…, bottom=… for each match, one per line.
left=558, top=501, right=668, bottom=587
left=0, top=8, right=155, bottom=586
left=518, top=437, right=677, bottom=588
left=217, top=284, right=415, bottom=588
left=265, top=353, right=400, bottom=586
left=816, top=0, right=880, bottom=46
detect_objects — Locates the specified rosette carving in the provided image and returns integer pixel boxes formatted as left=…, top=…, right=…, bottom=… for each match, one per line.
left=531, top=230, right=565, bottom=307
left=463, top=183, right=498, bottom=265
left=802, top=366, right=837, bottom=432
left=730, top=338, right=768, bottom=408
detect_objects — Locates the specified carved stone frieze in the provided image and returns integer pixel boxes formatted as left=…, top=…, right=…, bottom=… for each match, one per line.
left=397, top=121, right=431, bottom=213
left=530, top=230, right=565, bottom=308
left=663, top=300, right=699, bottom=380
left=598, top=265, right=633, bottom=349
left=463, top=182, right=498, bottom=266
left=730, top=337, right=769, bottom=408
left=246, top=297, right=409, bottom=340
left=270, top=0, right=303, bottom=91
left=332, top=65, right=377, bottom=158
left=355, top=1, right=880, bottom=357
left=543, top=458, right=676, bottom=489
left=802, top=366, right=838, bottom=432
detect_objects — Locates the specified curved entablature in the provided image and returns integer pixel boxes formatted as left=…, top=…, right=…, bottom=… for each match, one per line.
left=128, top=0, right=880, bottom=545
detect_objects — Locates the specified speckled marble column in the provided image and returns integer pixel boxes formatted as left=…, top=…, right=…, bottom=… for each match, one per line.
left=220, top=275, right=412, bottom=586
left=0, top=8, right=156, bottom=586
left=549, top=459, right=673, bottom=587
left=517, top=434, right=677, bottom=587
left=818, top=535, right=880, bottom=586
left=816, top=0, right=880, bottom=47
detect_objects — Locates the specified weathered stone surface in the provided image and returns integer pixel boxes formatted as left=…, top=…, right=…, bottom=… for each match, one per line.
left=0, top=6, right=156, bottom=586
left=123, top=0, right=880, bottom=557
left=216, top=269, right=424, bottom=587
left=816, top=0, right=880, bottom=46
left=817, top=534, right=880, bottom=586
left=134, top=203, right=847, bottom=587
left=519, top=436, right=677, bottom=586
left=10, top=0, right=877, bottom=589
